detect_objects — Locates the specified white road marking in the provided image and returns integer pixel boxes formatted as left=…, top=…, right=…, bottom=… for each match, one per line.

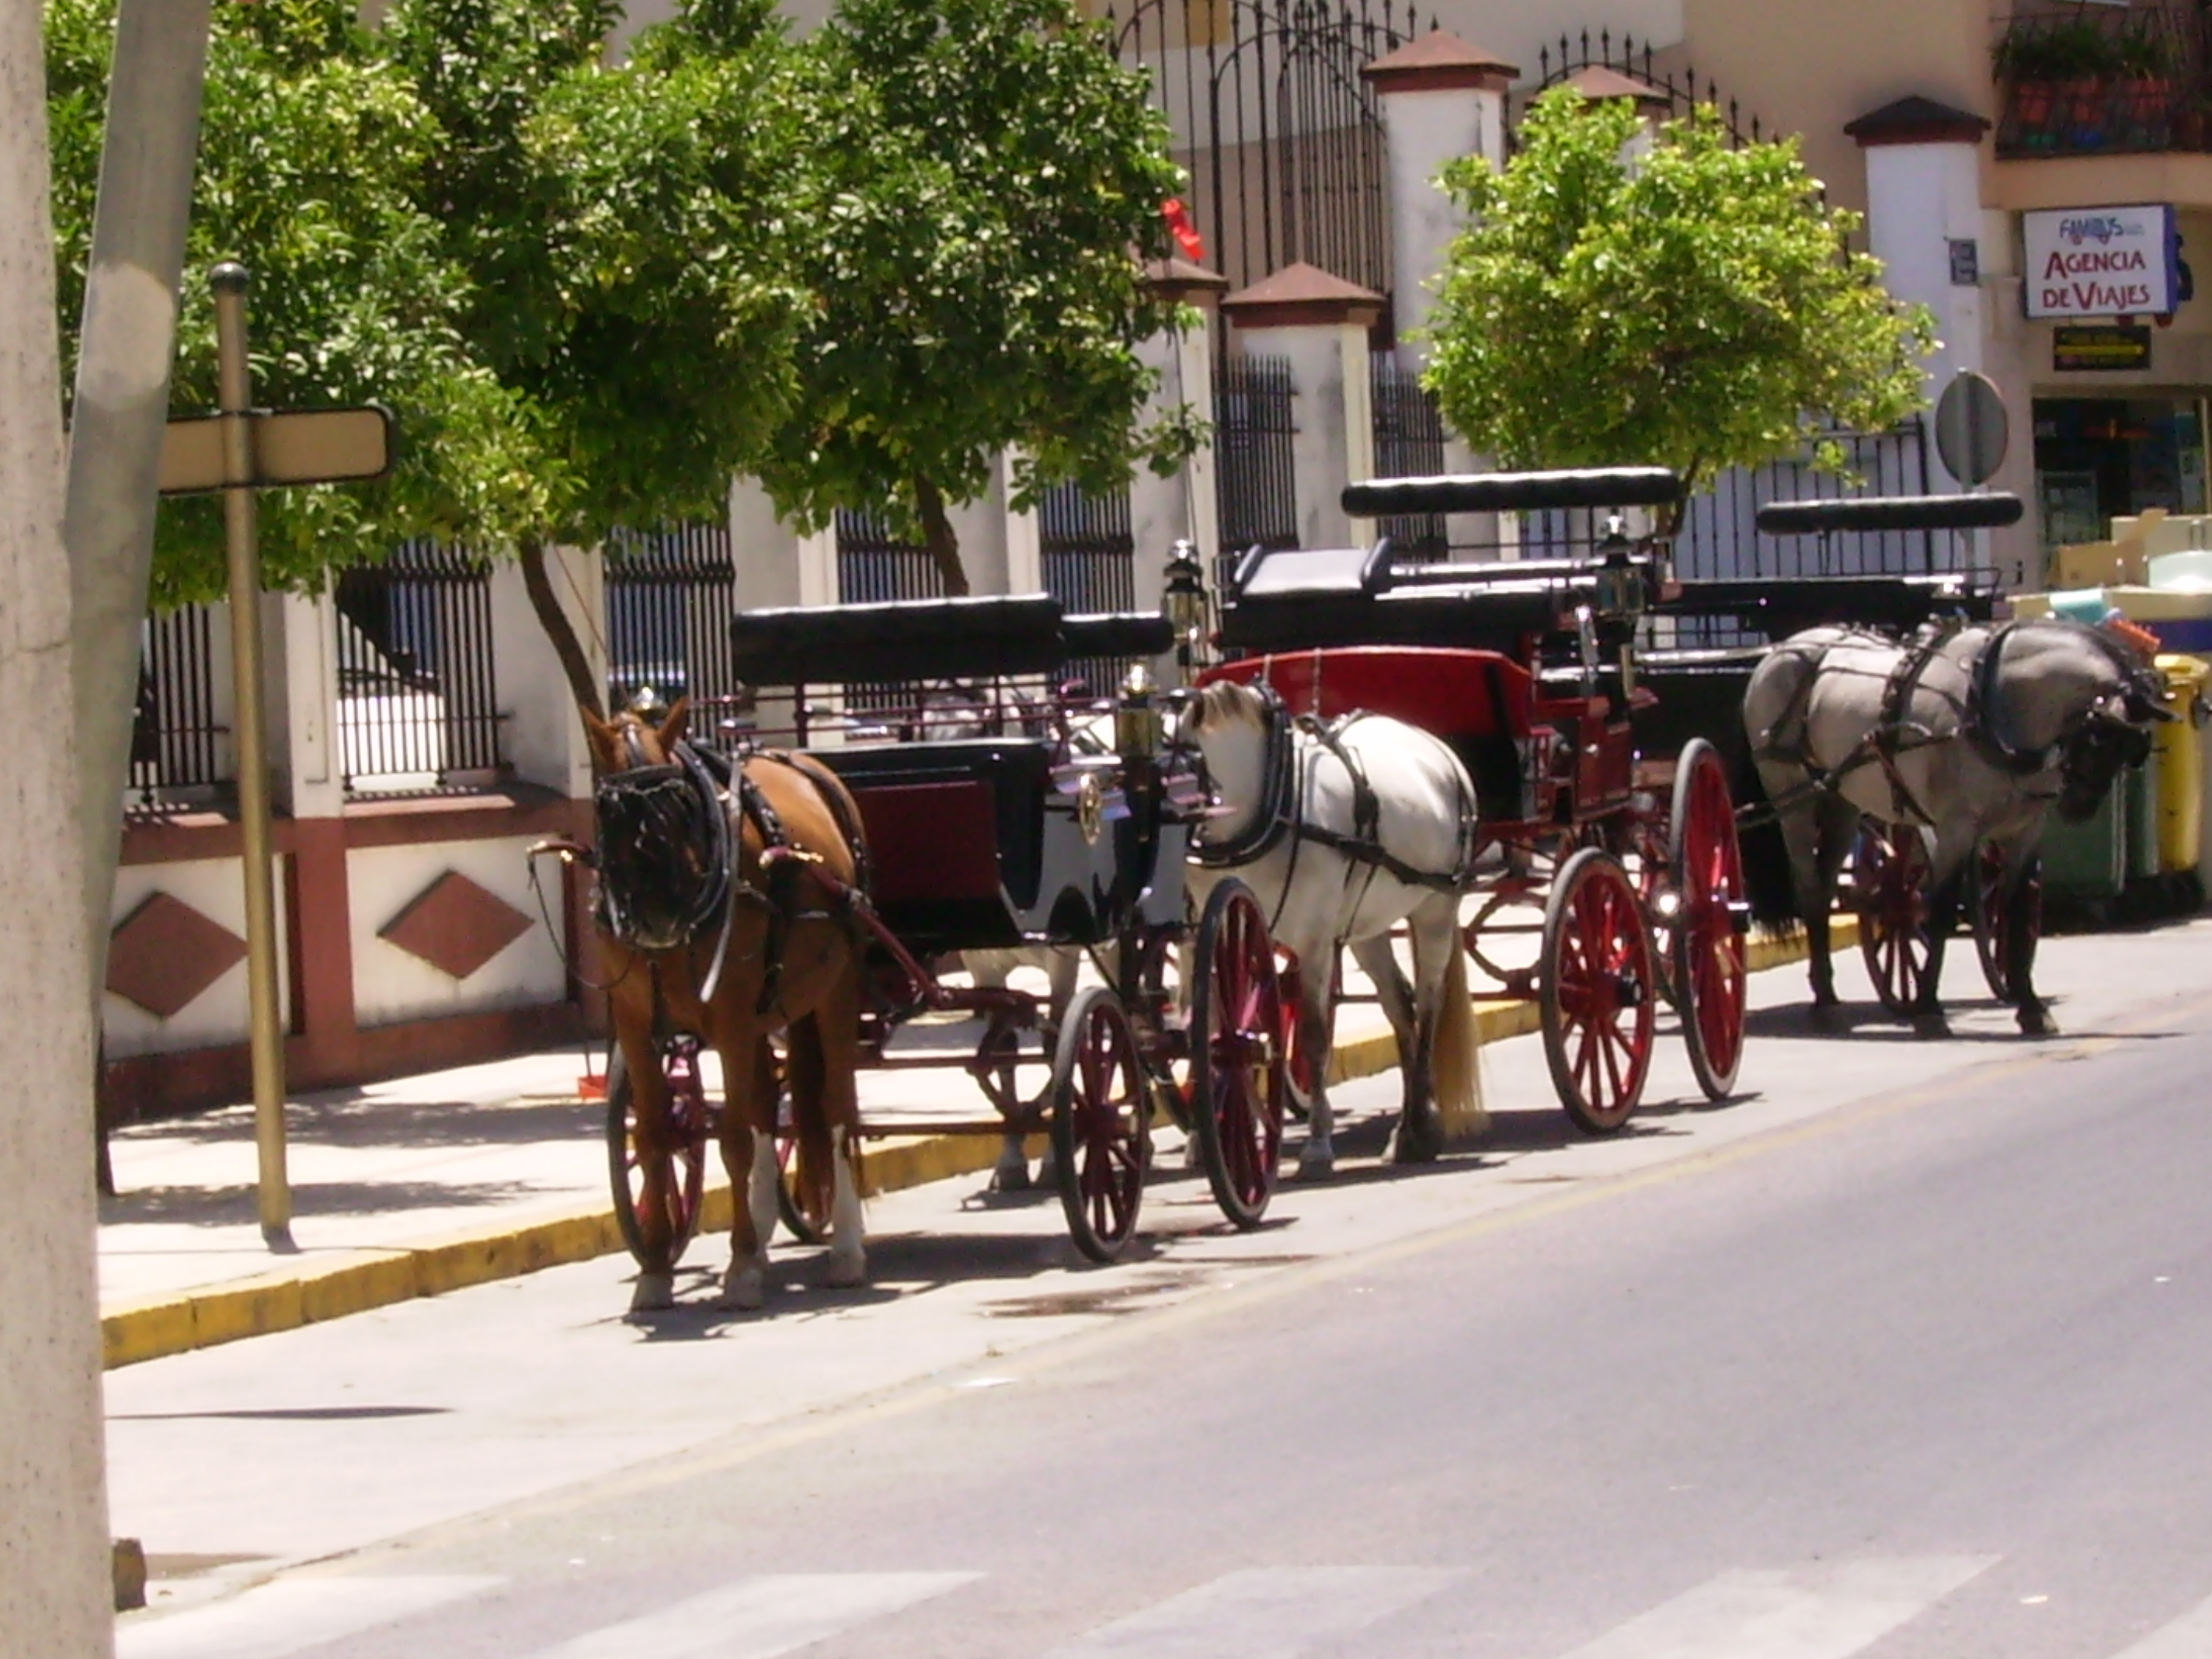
left=1044, top=1566, right=1459, bottom=1657
left=2108, top=1591, right=2212, bottom=1657
left=1554, top=1556, right=1998, bottom=1659
left=527, top=1570, right=982, bottom=1659
left=116, top=1575, right=501, bottom=1659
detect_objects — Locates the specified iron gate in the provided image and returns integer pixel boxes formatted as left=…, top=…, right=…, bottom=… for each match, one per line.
left=1369, top=351, right=1447, bottom=559
left=604, top=521, right=746, bottom=743
left=1110, top=0, right=1430, bottom=304
left=333, top=540, right=504, bottom=795
left=1215, top=352, right=1300, bottom=582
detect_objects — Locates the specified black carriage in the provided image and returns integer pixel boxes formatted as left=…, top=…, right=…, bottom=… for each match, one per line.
left=1202, top=467, right=1751, bottom=1134
left=601, top=594, right=1290, bottom=1268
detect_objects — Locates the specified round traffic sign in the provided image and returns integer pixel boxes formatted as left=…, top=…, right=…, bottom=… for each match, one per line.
left=1934, top=370, right=2009, bottom=488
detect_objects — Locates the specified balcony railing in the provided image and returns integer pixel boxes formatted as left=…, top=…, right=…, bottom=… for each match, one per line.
left=1995, top=5, right=2212, bottom=159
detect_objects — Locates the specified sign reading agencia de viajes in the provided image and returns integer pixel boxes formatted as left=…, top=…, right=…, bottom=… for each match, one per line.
left=2024, top=204, right=2180, bottom=319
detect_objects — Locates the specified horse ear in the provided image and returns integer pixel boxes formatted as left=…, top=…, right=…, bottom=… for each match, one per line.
left=657, top=695, right=692, bottom=750
left=579, top=704, right=621, bottom=770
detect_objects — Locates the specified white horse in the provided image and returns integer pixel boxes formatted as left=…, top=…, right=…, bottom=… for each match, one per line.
left=1741, top=616, right=2170, bottom=1033
left=1177, top=680, right=1484, bottom=1177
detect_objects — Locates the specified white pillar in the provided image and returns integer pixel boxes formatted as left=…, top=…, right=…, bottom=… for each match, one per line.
left=273, top=591, right=342, bottom=819
left=1363, top=30, right=1517, bottom=364
left=1222, top=262, right=1386, bottom=554
left=1132, top=259, right=1229, bottom=591
left=952, top=460, right=1013, bottom=596
left=1849, top=99, right=1997, bottom=486
left=0, top=2, right=113, bottom=1645
left=1002, top=451, right=1042, bottom=596
left=489, top=548, right=601, bottom=796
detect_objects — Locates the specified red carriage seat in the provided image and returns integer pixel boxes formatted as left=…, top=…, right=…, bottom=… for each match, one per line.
left=1202, top=648, right=1536, bottom=823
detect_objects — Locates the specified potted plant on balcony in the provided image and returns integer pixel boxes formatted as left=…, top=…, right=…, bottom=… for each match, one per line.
left=1994, top=9, right=2126, bottom=152
left=2113, top=19, right=2179, bottom=148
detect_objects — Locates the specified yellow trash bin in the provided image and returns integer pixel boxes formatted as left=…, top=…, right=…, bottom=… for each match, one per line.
left=2154, top=654, right=2209, bottom=875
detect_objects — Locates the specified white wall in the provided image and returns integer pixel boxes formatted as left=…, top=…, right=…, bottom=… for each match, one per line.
left=349, top=838, right=570, bottom=1028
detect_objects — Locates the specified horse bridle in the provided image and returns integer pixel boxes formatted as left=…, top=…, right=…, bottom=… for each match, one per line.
left=1970, top=621, right=2163, bottom=805
left=593, top=729, right=735, bottom=956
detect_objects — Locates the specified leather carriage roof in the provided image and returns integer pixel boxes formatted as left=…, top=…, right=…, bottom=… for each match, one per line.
left=729, top=593, right=1173, bottom=686
left=1755, top=492, right=2025, bottom=535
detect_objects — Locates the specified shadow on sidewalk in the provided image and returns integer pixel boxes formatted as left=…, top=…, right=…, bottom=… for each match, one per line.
left=99, top=1178, right=555, bottom=1229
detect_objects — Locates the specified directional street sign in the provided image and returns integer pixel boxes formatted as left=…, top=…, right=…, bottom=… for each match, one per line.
left=158, top=402, right=393, bottom=496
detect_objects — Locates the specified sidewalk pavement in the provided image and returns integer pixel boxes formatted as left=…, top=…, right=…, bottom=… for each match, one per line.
left=97, top=927, right=1835, bottom=1370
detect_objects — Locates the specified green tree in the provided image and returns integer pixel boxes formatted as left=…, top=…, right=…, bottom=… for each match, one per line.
left=1423, top=90, right=1936, bottom=518
left=754, top=0, right=1197, bottom=596
left=44, top=0, right=543, bottom=610
left=376, top=0, right=809, bottom=715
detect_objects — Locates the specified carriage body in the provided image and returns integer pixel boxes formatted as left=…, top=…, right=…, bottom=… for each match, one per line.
left=1203, top=468, right=1750, bottom=1128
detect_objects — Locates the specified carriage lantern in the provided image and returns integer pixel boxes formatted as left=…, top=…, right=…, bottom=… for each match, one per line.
left=1163, top=539, right=1208, bottom=666
left=1117, top=661, right=1163, bottom=758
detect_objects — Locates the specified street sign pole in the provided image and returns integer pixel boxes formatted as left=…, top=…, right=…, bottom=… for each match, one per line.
left=211, top=263, right=293, bottom=1250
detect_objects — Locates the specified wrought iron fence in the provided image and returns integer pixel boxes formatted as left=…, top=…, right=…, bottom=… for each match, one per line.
left=836, top=508, right=944, bottom=606
left=333, top=540, right=504, bottom=795
left=1995, top=4, right=2211, bottom=158
left=130, top=603, right=230, bottom=801
left=1369, top=352, right=1448, bottom=559
left=1039, top=479, right=1140, bottom=695
left=1109, top=0, right=1431, bottom=304
left=1675, top=418, right=1939, bottom=584
left=1216, top=353, right=1300, bottom=591
left=1532, top=30, right=1779, bottom=147
left=604, top=521, right=746, bottom=743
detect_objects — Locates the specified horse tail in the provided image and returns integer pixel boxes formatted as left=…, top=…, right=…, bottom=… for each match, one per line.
left=782, top=1021, right=838, bottom=1228
left=1730, top=738, right=1801, bottom=932
left=1429, top=932, right=1487, bottom=1140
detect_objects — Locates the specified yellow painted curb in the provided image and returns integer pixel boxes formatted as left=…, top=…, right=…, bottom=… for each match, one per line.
left=100, top=922, right=1845, bottom=1371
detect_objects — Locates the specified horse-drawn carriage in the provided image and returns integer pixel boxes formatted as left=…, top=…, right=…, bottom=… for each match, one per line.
left=569, top=594, right=1294, bottom=1308
left=1195, top=467, right=1751, bottom=1143
left=1642, top=489, right=2171, bottom=1034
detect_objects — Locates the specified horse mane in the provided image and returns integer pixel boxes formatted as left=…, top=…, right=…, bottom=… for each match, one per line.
left=1194, top=679, right=1266, bottom=731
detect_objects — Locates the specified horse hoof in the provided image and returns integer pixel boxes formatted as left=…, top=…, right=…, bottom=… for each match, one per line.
left=628, top=1271, right=675, bottom=1313
left=1392, top=1126, right=1443, bottom=1165
left=1296, top=1149, right=1336, bottom=1182
left=718, top=1264, right=766, bottom=1311
left=1911, top=1010, right=1950, bottom=1038
left=2018, top=1007, right=2057, bottom=1037
left=825, top=1250, right=868, bottom=1289
left=989, top=1161, right=1033, bottom=1195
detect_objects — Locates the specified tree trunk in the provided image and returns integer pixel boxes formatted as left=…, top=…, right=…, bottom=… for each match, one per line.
left=914, top=476, right=969, bottom=597
left=520, top=534, right=606, bottom=722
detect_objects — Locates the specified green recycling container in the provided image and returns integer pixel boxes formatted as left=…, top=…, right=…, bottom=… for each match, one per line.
left=2041, top=782, right=2128, bottom=903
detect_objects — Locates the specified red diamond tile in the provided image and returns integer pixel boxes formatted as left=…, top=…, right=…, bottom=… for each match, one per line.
left=106, top=892, right=247, bottom=1018
left=378, top=871, right=534, bottom=980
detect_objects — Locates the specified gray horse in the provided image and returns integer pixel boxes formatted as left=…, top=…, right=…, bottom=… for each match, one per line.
left=1739, top=617, right=2170, bottom=1033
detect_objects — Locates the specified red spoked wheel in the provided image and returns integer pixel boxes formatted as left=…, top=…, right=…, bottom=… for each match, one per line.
left=606, top=1036, right=712, bottom=1271
left=1669, top=739, right=1749, bottom=1101
left=1051, top=986, right=1151, bottom=1262
left=1854, top=820, right=1936, bottom=1014
left=1541, top=848, right=1657, bottom=1134
left=1189, top=879, right=1289, bottom=1229
left=1970, top=840, right=2041, bottom=1004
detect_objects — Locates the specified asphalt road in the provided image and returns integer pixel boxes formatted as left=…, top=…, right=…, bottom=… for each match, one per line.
left=110, top=920, right=2212, bottom=1659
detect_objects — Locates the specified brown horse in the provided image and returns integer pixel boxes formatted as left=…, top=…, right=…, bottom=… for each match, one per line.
left=581, top=697, right=871, bottom=1313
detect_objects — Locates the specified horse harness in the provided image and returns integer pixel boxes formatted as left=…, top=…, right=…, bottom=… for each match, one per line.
left=1754, top=622, right=1984, bottom=827
left=595, top=729, right=868, bottom=1019
left=1192, top=680, right=1476, bottom=937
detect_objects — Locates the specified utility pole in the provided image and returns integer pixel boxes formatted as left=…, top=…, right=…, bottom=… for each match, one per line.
left=62, top=0, right=213, bottom=1188
left=0, top=5, right=116, bottom=1655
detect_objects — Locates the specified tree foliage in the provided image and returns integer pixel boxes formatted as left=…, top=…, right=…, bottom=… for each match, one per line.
left=753, top=0, right=1195, bottom=594
left=1423, top=91, right=1936, bottom=508
left=45, top=0, right=540, bottom=609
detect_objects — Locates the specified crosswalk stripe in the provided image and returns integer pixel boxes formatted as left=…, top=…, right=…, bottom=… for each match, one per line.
left=1554, top=1557, right=1998, bottom=1659
left=116, top=1575, right=503, bottom=1659
left=2109, top=1592, right=2212, bottom=1657
left=1043, top=1566, right=1459, bottom=1658
left=526, top=1571, right=982, bottom=1659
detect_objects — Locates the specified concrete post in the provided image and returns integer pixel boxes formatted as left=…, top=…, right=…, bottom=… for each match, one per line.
left=1222, top=263, right=1386, bottom=555
left=1003, top=453, right=1043, bottom=596
left=952, top=461, right=1014, bottom=596
left=1132, top=257, right=1230, bottom=612
left=1364, top=33, right=1518, bottom=556
left=273, top=592, right=343, bottom=819
left=0, top=2, right=115, bottom=1648
left=62, top=0, right=211, bottom=991
left=1362, top=30, right=1517, bottom=363
left=1845, top=97, right=2006, bottom=562
left=489, top=547, right=602, bottom=798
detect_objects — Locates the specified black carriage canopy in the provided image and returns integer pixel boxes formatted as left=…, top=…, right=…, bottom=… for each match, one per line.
left=1753, top=492, right=2025, bottom=536
left=1340, top=466, right=1688, bottom=518
left=728, top=593, right=1174, bottom=688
